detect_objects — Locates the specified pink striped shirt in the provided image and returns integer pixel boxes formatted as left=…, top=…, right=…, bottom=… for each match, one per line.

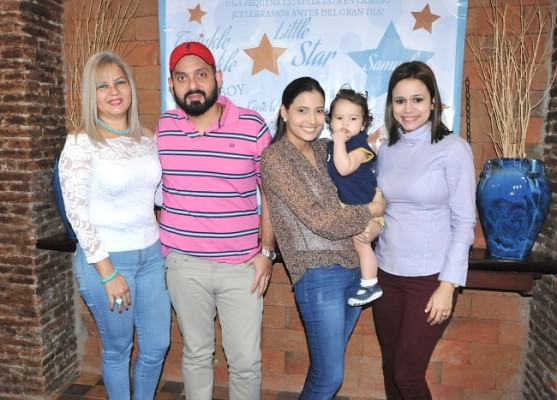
left=156, top=96, right=271, bottom=263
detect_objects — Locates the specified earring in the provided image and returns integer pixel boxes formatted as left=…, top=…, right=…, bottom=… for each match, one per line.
left=283, top=118, right=287, bottom=122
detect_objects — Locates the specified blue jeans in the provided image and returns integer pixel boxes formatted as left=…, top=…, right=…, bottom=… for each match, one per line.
left=74, top=240, right=171, bottom=400
left=294, top=265, right=362, bottom=400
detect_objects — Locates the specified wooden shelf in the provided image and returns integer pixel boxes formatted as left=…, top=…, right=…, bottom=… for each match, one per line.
left=466, top=247, right=555, bottom=296
left=36, top=234, right=555, bottom=296
left=36, top=233, right=77, bottom=253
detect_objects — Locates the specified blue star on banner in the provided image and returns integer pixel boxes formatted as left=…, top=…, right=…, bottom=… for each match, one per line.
left=347, top=22, right=434, bottom=98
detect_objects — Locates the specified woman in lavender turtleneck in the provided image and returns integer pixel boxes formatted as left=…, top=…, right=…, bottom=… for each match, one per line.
left=373, top=61, right=476, bottom=399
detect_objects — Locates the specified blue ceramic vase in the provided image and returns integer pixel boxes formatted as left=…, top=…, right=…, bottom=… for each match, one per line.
left=476, top=158, right=551, bottom=260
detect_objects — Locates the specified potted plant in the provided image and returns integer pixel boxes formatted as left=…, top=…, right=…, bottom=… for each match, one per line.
left=467, top=0, right=555, bottom=259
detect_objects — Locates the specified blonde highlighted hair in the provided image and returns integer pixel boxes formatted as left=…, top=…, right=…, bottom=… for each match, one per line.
left=75, top=51, right=145, bottom=144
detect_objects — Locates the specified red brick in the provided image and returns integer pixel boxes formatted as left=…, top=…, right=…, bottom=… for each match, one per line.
left=284, top=351, right=308, bottom=375
left=161, top=362, right=182, bottom=383
left=426, top=361, right=442, bottom=385
left=429, top=383, right=465, bottom=400
left=214, top=345, right=226, bottom=365
left=134, top=65, right=160, bottom=90
left=262, top=305, right=286, bottom=329
left=137, top=88, right=161, bottom=115
left=262, top=372, right=305, bottom=393
left=454, top=294, right=472, bottom=317
left=344, top=355, right=373, bottom=380
left=345, top=356, right=383, bottom=395
left=264, top=282, right=296, bottom=307
left=337, top=375, right=360, bottom=397
left=135, top=0, right=158, bottom=17
left=170, top=314, right=182, bottom=341
left=214, top=319, right=222, bottom=346
left=469, top=343, right=522, bottom=367
left=344, top=333, right=363, bottom=357
left=470, top=294, right=529, bottom=321
left=262, top=328, right=306, bottom=353
left=285, top=306, right=304, bottom=331
left=362, top=334, right=382, bottom=358
left=80, top=335, right=100, bottom=357
left=139, top=114, right=160, bottom=132
left=212, top=386, right=228, bottom=399
left=213, top=362, right=229, bottom=388
left=270, top=262, right=291, bottom=284
left=357, top=371, right=387, bottom=400
left=462, top=388, right=509, bottom=400
left=134, top=16, right=159, bottom=41
left=262, top=348, right=285, bottom=374
left=444, top=318, right=499, bottom=344
left=120, top=41, right=159, bottom=67
left=442, top=363, right=496, bottom=390
left=80, top=356, right=101, bottom=375
left=431, top=339, right=470, bottom=364
left=526, top=116, right=545, bottom=145
left=353, top=307, right=375, bottom=335
left=498, top=320, right=527, bottom=345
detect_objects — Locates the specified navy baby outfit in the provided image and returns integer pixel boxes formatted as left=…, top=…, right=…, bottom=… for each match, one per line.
left=327, top=132, right=377, bottom=205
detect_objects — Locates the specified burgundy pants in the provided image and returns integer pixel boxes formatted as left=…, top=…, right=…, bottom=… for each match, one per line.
left=372, top=269, right=458, bottom=399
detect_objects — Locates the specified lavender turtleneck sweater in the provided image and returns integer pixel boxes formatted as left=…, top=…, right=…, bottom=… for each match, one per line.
left=375, top=123, right=476, bottom=286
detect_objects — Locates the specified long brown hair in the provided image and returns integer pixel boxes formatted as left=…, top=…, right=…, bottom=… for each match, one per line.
left=384, top=61, right=450, bottom=146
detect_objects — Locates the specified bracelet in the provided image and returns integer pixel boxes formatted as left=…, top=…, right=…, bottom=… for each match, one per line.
left=101, top=269, right=118, bottom=284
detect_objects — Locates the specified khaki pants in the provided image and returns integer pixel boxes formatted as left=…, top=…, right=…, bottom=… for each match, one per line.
left=166, top=251, right=263, bottom=400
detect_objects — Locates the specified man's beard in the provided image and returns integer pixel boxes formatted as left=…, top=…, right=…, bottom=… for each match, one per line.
left=173, top=85, right=219, bottom=117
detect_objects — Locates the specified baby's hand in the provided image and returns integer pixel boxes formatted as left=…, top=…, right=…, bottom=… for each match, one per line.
left=331, top=128, right=349, bottom=143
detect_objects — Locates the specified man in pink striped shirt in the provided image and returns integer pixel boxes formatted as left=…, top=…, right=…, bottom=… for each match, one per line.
left=156, top=42, right=275, bottom=400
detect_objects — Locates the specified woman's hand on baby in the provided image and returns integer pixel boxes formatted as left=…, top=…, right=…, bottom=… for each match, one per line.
left=354, top=219, right=382, bottom=243
left=367, top=188, right=386, bottom=217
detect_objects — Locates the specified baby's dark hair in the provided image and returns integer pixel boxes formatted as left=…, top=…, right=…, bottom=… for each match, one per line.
left=327, top=87, right=373, bottom=132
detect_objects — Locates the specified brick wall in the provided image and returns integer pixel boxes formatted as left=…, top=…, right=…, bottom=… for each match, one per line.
left=0, top=0, right=78, bottom=398
left=524, top=0, right=557, bottom=393
left=4, top=0, right=552, bottom=398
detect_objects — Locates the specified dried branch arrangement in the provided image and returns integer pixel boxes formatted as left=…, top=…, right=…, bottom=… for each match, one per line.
left=65, top=0, right=139, bottom=130
left=467, top=0, right=557, bottom=158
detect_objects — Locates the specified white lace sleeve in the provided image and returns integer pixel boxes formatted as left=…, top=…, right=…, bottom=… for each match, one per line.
left=59, top=135, right=109, bottom=264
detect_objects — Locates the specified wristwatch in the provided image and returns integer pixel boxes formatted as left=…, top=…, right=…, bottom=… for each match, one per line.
left=260, top=248, right=277, bottom=261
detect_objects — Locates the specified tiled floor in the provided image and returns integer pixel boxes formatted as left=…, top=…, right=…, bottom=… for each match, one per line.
left=54, top=376, right=186, bottom=399
left=52, top=373, right=324, bottom=400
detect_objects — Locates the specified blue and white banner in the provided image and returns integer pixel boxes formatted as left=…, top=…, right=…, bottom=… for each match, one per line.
left=159, top=0, right=468, bottom=136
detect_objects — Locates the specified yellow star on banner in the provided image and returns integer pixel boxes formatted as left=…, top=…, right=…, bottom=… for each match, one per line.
left=411, top=4, right=440, bottom=33
left=244, top=34, right=287, bottom=75
left=188, top=4, right=207, bottom=23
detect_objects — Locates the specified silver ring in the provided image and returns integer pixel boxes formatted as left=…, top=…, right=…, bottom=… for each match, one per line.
left=115, top=298, right=123, bottom=305
left=441, top=314, right=448, bottom=318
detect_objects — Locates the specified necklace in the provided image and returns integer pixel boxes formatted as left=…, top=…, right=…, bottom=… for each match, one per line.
left=97, top=118, right=130, bottom=135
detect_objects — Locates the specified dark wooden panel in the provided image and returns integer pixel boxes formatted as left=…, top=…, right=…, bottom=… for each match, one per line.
left=35, top=236, right=557, bottom=296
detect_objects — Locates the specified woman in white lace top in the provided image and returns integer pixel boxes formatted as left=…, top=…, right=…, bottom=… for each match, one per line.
left=59, top=52, right=170, bottom=400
